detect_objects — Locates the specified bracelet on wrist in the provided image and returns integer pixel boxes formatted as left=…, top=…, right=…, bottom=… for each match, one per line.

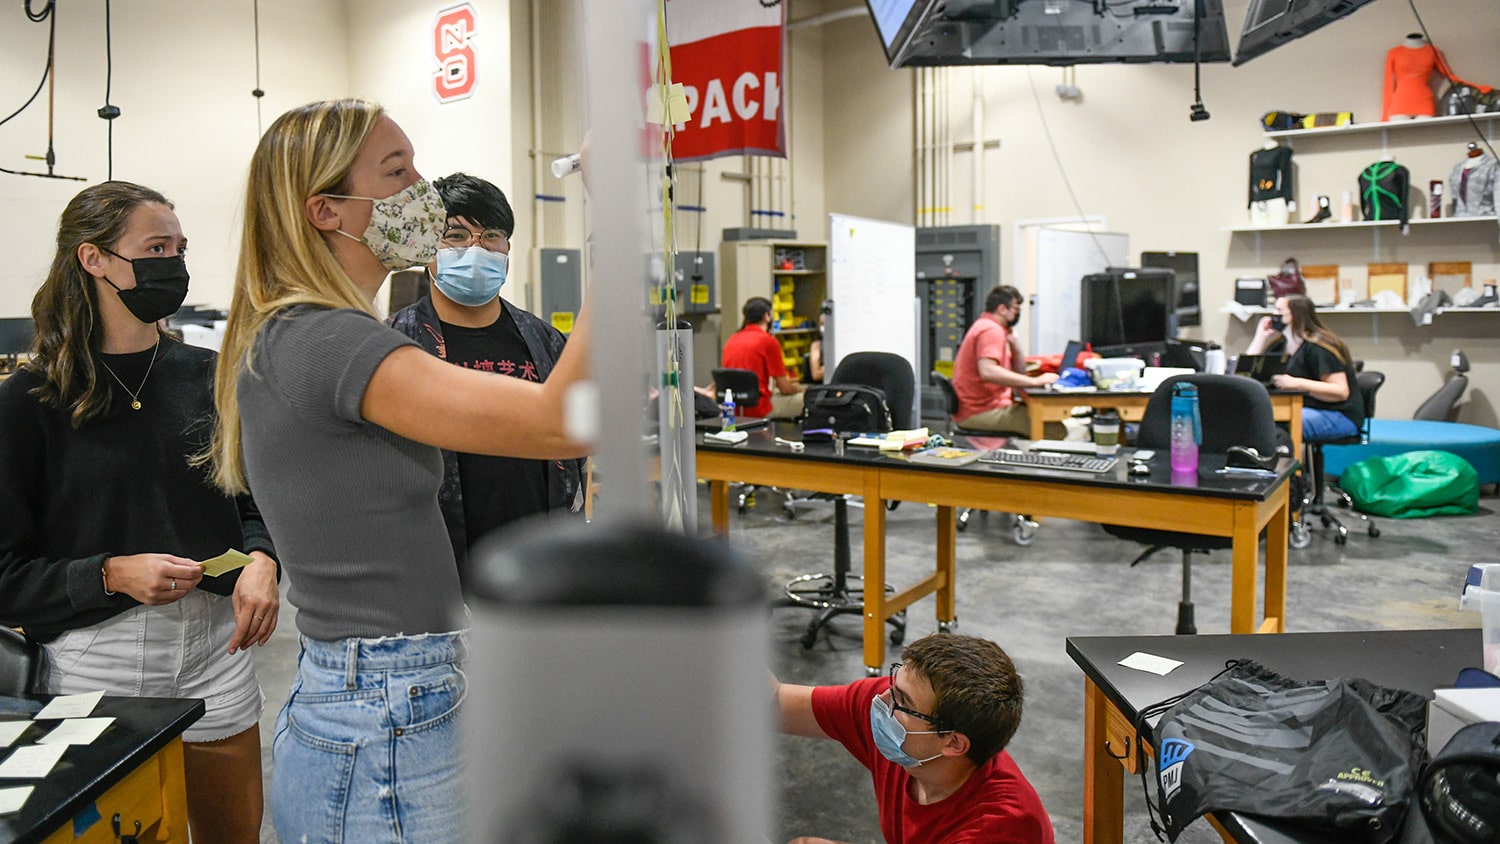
left=101, top=561, right=116, bottom=596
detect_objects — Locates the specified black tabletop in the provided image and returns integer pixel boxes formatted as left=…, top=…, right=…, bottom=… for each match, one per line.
left=698, top=422, right=1294, bottom=502
left=0, top=696, right=203, bottom=844
left=1067, top=629, right=1478, bottom=844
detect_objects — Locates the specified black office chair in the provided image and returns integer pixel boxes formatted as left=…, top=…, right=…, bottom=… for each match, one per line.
left=710, top=368, right=764, bottom=514
left=1413, top=350, right=1469, bottom=422
left=1101, top=374, right=1280, bottom=635
left=1290, top=370, right=1385, bottom=548
left=781, top=352, right=911, bottom=650
left=929, top=371, right=1039, bottom=545
left=0, top=627, right=44, bottom=697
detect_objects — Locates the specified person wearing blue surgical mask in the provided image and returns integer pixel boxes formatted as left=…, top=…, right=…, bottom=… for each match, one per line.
left=771, top=634, right=1054, bottom=844
left=388, top=173, right=585, bottom=581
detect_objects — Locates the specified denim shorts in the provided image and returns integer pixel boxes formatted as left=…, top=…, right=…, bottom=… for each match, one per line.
left=1303, top=407, right=1359, bottom=442
left=270, top=631, right=469, bottom=844
left=41, top=590, right=263, bottom=742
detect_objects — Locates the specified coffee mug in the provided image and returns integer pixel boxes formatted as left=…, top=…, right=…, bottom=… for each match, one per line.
left=1092, top=410, right=1121, bottom=456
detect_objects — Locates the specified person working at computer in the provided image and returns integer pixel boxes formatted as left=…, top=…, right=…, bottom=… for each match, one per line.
left=951, top=286, right=1057, bottom=435
left=1244, top=294, right=1361, bottom=441
left=771, top=633, right=1054, bottom=844
left=388, top=173, right=585, bottom=580
left=722, top=296, right=805, bottom=419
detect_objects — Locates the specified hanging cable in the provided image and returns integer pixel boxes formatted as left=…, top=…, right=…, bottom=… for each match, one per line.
left=252, top=0, right=266, bottom=135
left=98, top=0, right=121, bottom=179
left=2, top=0, right=84, bottom=181
left=1024, top=67, right=1113, bottom=266
left=1188, top=0, right=1210, bottom=122
left=1406, top=0, right=1498, bottom=161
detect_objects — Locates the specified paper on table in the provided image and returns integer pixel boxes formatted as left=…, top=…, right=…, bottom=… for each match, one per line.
left=38, top=717, right=114, bottom=746
left=34, top=690, right=104, bottom=720
left=0, top=785, right=33, bottom=814
left=0, top=744, right=67, bottom=779
left=1118, top=651, right=1184, bottom=676
left=200, top=549, right=254, bottom=577
left=0, top=722, right=27, bottom=748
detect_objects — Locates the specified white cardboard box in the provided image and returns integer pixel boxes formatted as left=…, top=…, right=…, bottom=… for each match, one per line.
left=1428, top=688, right=1500, bottom=752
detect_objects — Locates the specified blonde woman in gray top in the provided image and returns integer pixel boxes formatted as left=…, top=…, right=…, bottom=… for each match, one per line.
left=207, top=99, right=590, bottom=843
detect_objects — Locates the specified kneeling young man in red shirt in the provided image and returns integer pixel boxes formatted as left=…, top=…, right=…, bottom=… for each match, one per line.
left=773, top=634, right=1054, bottom=844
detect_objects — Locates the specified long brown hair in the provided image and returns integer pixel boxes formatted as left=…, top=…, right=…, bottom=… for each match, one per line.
left=1282, top=295, right=1353, bottom=366
left=28, top=181, right=171, bottom=428
left=206, top=99, right=386, bottom=494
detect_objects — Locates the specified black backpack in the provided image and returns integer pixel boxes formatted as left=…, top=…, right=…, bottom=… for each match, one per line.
left=800, top=384, right=893, bottom=433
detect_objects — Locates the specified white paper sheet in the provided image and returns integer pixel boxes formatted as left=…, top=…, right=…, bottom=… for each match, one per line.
left=0, top=785, right=33, bottom=814
left=34, top=690, right=104, bottom=720
left=37, top=717, right=114, bottom=746
left=1118, top=651, right=1184, bottom=676
left=0, top=744, right=67, bottom=779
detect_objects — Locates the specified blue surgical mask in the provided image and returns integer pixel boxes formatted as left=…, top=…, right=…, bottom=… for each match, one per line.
left=434, top=246, right=508, bottom=307
left=869, top=694, right=943, bottom=768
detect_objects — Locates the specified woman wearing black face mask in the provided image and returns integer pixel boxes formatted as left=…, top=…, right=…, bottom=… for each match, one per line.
left=0, top=181, right=279, bottom=844
left=1245, top=294, right=1362, bottom=442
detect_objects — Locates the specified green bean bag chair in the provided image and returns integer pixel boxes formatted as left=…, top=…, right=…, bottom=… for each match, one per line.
left=1339, top=450, right=1480, bottom=518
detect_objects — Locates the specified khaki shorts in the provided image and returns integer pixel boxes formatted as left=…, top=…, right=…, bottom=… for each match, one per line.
left=955, top=403, right=1031, bottom=436
left=769, top=391, right=805, bottom=420
left=43, top=590, right=263, bottom=742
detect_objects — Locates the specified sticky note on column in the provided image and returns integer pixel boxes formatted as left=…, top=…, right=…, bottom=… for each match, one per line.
left=200, top=549, right=254, bottom=577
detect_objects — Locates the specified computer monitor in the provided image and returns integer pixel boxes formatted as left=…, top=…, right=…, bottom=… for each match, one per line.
left=1233, top=0, right=1379, bottom=67
left=1081, top=269, right=1176, bottom=349
left=0, top=317, right=35, bottom=359
left=1141, top=251, right=1200, bottom=328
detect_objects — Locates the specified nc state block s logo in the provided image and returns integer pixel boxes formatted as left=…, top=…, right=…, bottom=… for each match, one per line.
left=433, top=4, right=478, bottom=104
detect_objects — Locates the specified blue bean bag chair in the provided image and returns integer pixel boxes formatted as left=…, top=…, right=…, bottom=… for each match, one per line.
left=1324, top=420, right=1500, bottom=487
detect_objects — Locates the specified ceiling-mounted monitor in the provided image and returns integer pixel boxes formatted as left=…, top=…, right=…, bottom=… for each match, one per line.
left=862, top=0, right=1231, bottom=68
left=1233, top=0, right=1380, bottom=66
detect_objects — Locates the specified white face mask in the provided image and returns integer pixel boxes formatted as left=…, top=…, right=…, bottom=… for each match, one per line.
left=325, top=179, right=447, bottom=271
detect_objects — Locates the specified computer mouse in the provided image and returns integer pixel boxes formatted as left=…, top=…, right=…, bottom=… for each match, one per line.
left=1225, top=445, right=1271, bottom=470
left=1129, top=461, right=1152, bottom=476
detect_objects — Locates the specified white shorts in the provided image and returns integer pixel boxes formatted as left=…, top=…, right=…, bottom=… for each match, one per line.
left=42, top=590, right=264, bottom=742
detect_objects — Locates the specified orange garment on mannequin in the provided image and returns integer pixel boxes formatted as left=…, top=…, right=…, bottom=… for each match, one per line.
left=1383, top=43, right=1458, bottom=120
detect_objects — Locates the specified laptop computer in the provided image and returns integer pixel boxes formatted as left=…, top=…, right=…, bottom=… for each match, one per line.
left=1060, top=340, right=1084, bottom=371
left=1235, top=353, right=1288, bottom=382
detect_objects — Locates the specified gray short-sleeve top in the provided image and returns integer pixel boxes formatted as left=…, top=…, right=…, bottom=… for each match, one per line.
left=238, top=306, right=461, bottom=641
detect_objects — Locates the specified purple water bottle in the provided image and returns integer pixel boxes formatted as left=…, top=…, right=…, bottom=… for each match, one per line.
left=1169, top=383, right=1201, bottom=474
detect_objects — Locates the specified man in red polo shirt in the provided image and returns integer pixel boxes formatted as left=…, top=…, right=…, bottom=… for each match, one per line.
left=951, top=285, right=1057, bottom=435
left=721, top=296, right=805, bottom=419
left=772, top=634, right=1054, bottom=844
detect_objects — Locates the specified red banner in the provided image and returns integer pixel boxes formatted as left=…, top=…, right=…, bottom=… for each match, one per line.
left=665, top=0, right=785, bottom=162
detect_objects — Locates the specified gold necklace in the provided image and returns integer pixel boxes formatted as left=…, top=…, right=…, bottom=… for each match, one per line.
left=98, top=336, right=160, bottom=411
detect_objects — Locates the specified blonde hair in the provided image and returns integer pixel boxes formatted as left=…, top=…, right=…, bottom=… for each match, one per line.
left=205, top=99, right=387, bottom=493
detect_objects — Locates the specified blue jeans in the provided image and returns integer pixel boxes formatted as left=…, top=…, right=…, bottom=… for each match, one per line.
left=271, top=632, right=468, bottom=843
left=1302, top=408, right=1359, bottom=442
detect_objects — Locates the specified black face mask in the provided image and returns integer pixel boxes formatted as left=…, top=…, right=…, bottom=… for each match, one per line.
left=1007, top=310, right=1022, bottom=329
left=101, top=248, right=190, bottom=324
left=1269, top=315, right=1286, bottom=332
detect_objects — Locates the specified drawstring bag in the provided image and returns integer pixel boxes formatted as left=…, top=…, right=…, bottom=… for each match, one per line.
left=1137, top=660, right=1430, bottom=843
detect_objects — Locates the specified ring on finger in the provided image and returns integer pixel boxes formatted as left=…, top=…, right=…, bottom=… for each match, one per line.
left=170, top=579, right=177, bottom=591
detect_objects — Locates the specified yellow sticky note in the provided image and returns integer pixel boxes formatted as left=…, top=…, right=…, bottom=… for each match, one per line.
left=200, top=549, right=254, bottom=577
left=551, top=312, right=575, bottom=333
left=666, top=82, right=691, bottom=124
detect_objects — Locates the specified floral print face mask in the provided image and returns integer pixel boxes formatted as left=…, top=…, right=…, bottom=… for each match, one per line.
left=325, top=179, right=447, bottom=271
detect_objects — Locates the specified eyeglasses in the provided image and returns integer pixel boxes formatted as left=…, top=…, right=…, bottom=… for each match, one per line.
left=885, top=663, right=950, bottom=730
left=440, top=227, right=510, bottom=252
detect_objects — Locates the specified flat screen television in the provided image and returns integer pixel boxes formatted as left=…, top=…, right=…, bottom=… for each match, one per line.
left=863, top=0, right=1231, bottom=68
left=1080, top=268, right=1176, bottom=349
left=1140, top=251, right=1201, bottom=328
left=1233, top=0, right=1379, bottom=66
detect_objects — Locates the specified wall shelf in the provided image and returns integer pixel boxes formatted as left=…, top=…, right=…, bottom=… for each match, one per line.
left=1264, top=112, right=1500, bottom=141
left=1222, top=216, right=1499, bottom=234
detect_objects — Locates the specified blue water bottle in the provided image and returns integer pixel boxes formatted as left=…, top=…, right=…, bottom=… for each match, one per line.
left=720, top=389, right=736, bottom=432
left=1169, top=383, right=1201, bottom=474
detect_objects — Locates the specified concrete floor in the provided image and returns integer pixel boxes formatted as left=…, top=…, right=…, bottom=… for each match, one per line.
left=251, top=481, right=1498, bottom=843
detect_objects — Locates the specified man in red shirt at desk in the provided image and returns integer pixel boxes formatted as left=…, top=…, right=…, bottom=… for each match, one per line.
left=772, top=634, right=1054, bottom=844
left=952, top=285, right=1057, bottom=435
left=722, top=296, right=806, bottom=419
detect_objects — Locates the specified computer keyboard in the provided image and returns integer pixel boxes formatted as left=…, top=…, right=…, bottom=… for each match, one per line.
left=977, top=448, right=1118, bottom=474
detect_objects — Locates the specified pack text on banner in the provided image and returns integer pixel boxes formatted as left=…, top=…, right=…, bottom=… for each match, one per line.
left=663, top=0, right=786, bottom=161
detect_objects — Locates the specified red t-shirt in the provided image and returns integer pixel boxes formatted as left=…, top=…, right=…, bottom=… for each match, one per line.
left=720, top=325, right=786, bottom=418
left=952, top=313, right=1018, bottom=422
left=810, top=677, right=1054, bottom=844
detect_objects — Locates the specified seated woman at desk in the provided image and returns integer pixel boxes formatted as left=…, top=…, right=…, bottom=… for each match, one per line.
left=1244, top=294, right=1362, bottom=441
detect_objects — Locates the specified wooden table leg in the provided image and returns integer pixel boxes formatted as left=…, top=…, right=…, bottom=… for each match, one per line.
left=936, top=505, right=956, bottom=625
left=1262, top=490, right=1289, bottom=634
left=1229, top=502, right=1260, bottom=634
left=711, top=480, right=729, bottom=535
left=1083, top=680, right=1125, bottom=844
left=1030, top=408, right=1046, bottom=442
left=863, top=476, right=888, bottom=674
left=156, top=737, right=189, bottom=842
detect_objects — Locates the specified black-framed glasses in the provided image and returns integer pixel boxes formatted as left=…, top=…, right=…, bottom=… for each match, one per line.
left=440, top=227, right=510, bottom=251
left=886, top=663, right=950, bottom=730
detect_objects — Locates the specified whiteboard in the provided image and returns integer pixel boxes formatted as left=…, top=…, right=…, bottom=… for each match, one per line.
left=826, top=213, right=919, bottom=425
left=1026, top=227, right=1129, bottom=357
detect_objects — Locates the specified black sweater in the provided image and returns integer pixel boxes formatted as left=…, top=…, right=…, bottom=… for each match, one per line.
left=0, top=339, right=275, bottom=642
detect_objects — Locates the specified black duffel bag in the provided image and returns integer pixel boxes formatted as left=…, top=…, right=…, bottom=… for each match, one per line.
left=800, top=383, right=892, bottom=434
